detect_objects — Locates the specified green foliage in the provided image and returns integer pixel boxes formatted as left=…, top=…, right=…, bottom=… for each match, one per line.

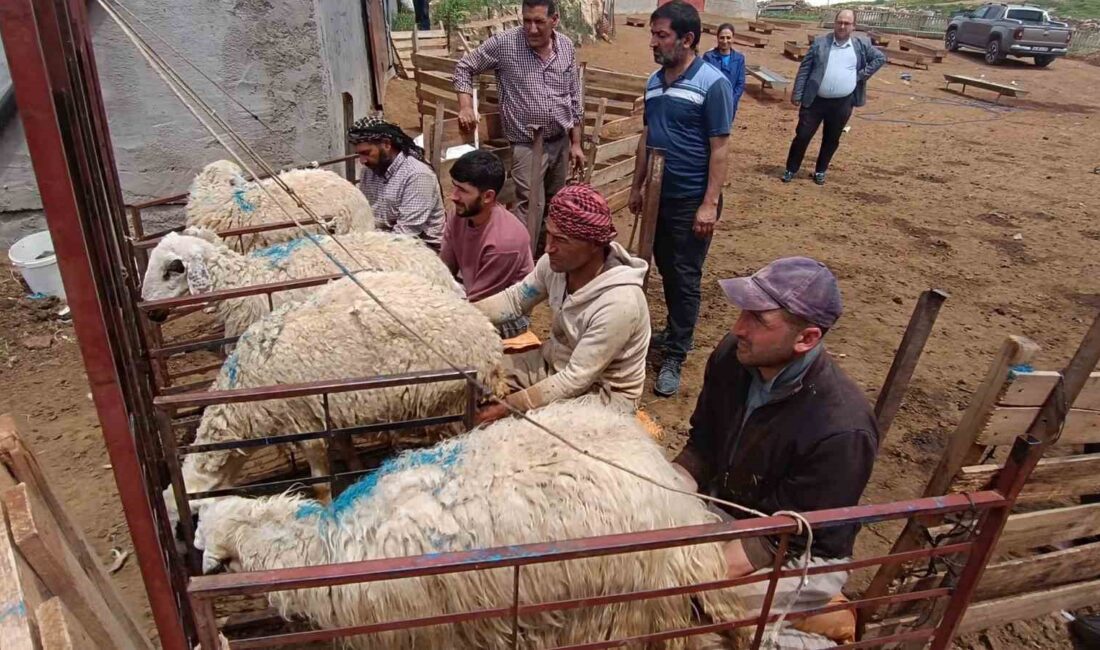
left=390, top=9, right=416, bottom=31
left=834, top=0, right=1100, bottom=19
left=434, top=0, right=476, bottom=31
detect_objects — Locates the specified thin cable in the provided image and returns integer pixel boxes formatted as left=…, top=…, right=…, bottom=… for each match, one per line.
left=109, top=0, right=313, bottom=165
left=100, top=2, right=814, bottom=639
left=857, top=85, right=1019, bottom=127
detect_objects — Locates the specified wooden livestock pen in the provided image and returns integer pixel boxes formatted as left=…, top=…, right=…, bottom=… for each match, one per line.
left=5, top=1, right=1100, bottom=649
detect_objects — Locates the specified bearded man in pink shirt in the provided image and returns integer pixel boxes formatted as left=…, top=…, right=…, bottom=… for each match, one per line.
left=441, top=151, right=535, bottom=338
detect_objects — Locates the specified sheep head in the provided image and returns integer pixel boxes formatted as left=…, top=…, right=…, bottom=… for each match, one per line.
left=194, top=495, right=321, bottom=574
left=186, top=160, right=248, bottom=222
left=141, top=231, right=226, bottom=320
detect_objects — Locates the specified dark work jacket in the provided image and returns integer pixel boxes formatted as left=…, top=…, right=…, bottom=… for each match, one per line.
left=674, top=334, right=878, bottom=559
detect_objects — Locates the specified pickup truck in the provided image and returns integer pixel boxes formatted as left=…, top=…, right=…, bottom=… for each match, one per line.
left=945, top=4, right=1072, bottom=66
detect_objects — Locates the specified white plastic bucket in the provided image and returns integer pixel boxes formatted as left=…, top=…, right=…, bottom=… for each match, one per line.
left=8, top=230, right=66, bottom=300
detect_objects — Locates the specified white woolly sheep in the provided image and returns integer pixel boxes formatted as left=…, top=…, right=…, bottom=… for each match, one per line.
left=165, top=271, right=503, bottom=529
left=185, top=160, right=373, bottom=251
left=194, top=399, right=747, bottom=649
left=140, top=227, right=462, bottom=338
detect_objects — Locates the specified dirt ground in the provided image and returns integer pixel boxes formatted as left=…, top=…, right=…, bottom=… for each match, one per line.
left=2, top=19, right=1099, bottom=650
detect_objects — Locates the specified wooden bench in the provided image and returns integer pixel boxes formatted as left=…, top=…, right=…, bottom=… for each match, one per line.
left=899, top=38, right=946, bottom=62
left=867, top=30, right=891, bottom=47
left=944, top=74, right=1028, bottom=102
left=733, top=32, right=768, bottom=48
left=862, top=323, right=1100, bottom=639
left=784, top=40, right=808, bottom=60
left=746, top=65, right=790, bottom=94
left=877, top=46, right=929, bottom=70
left=748, top=20, right=774, bottom=34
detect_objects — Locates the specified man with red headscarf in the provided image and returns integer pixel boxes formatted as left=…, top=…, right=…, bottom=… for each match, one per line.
left=473, top=184, right=651, bottom=424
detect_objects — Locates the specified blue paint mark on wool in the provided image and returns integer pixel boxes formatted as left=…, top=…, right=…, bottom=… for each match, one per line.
left=232, top=187, right=256, bottom=213
left=1008, top=363, right=1035, bottom=379
left=248, top=238, right=309, bottom=268
left=295, top=442, right=465, bottom=522
left=224, top=353, right=239, bottom=388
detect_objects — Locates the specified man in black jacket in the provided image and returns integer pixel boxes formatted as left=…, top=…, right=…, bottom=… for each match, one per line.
left=672, top=257, right=877, bottom=644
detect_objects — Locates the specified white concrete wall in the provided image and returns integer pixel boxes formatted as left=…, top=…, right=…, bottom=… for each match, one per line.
left=0, top=0, right=377, bottom=248
left=613, top=0, right=755, bottom=19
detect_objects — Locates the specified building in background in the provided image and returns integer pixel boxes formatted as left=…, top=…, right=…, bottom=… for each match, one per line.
left=0, top=0, right=391, bottom=248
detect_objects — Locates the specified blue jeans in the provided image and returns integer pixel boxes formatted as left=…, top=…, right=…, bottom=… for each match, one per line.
left=653, top=194, right=720, bottom=363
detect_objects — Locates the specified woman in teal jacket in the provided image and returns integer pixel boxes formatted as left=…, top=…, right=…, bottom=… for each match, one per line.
left=701, top=23, right=746, bottom=124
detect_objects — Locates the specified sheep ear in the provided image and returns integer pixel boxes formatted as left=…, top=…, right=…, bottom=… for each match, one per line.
left=186, top=257, right=213, bottom=294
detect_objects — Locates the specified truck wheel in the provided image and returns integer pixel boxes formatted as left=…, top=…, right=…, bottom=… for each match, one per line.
left=1034, top=55, right=1055, bottom=67
left=985, top=38, right=1005, bottom=64
left=945, top=28, right=959, bottom=51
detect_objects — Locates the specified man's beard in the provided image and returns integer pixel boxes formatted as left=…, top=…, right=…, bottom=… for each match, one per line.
left=653, top=40, right=686, bottom=67
left=455, top=195, right=484, bottom=218
left=366, top=150, right=396, bottom=175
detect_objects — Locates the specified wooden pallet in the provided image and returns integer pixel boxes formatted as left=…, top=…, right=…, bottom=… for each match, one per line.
left=391, top=28, right=449, bottom=79
left=867, top=30, right=891, bottom=47
left=899, top=38, right=946, bottom=62
left=878, top=46, right=928, bottom=70
left=784, top=40, right=808, bottom=60
left=0, top=415, right=151, bottom=650
left=943, top=74, right=1028, bottom=102
left=748, top=20, right=774, bottom=34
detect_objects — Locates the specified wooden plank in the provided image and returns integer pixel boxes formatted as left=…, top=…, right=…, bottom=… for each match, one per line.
left=943, top=74, right=1028, bottom=97
left=2, top=483, right=143, bottom=650
left=586, top=67, right=648, bottom=94
left=929, top=503, right=1100, bottom=553
left=868, top=31, right=891, bottom=47
left=1001, top=371, right=1100, bottom=409
left=594, top=133, right=641, bottom=165
left=878, top=47, right=928, bottom=70
left=606, top=184, right=632, bottom=214
left=411, top=52, right=458, bottom=75
left=979, top=406, right=1100, bottom=446
left=784, top=40, right=808, bottom=60
left=598, top=114, right=644, bottom=141
left=37, top=597, right=98, bottom=650
left=589, top=156, right=636, bottom=188
left=976, top=540, right=1100, bottom=600
left=0, top=416, right=149, bottom=650
left=734, top=33, right=768, bottom=48
left=586, top=84, right=644, bottom=104
left=415, top=70, right=457, bottom=93
left=898, top=37, right=945, bottom=62
left=0, top=497, right=44, bottom=650
left=950, top=452, right=1100, bottom=502
left=748, top=21, right=774, bottom=34
left=959, top=577, right=1100, bottom=634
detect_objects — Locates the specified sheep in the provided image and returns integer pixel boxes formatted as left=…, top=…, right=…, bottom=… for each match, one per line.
left=140, top=227, right=462, bottom=338
left=194, top=399, right=747, bottom=649
left=165, top=271, right=503, bottom=529
left=185, top=160, right=373, bottom=251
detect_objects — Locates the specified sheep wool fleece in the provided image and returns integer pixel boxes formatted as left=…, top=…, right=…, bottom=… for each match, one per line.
left=195, top=399, right=747, bottom=649
left=476, top=241, right=651, bottom=411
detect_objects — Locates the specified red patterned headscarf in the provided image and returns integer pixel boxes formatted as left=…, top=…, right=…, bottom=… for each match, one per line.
left=547, top=184, right=617, bottom=245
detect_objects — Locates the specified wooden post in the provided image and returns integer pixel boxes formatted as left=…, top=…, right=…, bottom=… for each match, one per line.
left=526, top=125, right=545, bottom=257
left=861, top=335, right=1039, bottom=616
left=0, top=489, right=44, bottom=650
left=874, top=288, right=949, bottom=441
left=637, top=148, right=665, bottom=292
left=432, top=101, right=446, bottom=169
left=584, top=98, right=608, bottom=184
left=37, top=597, right=97, bottom=650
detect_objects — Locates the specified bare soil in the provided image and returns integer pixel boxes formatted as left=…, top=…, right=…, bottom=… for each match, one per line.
left=1, top=20, right=1097, bottom=650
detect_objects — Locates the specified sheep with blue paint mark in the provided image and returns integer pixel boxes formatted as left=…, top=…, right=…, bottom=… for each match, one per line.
left=140, top=227, right=462, bottom=338
left=185, top=160, right=373, bottom=252
left=165, top=270, right=504, bottom=534
left=193, top=399, right=747, bottom=649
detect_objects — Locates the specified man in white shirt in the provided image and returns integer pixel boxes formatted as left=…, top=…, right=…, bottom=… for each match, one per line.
left=782, top=10, right=885, bottom=185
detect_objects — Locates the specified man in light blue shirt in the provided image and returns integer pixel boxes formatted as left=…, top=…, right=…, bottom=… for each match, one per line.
left=783, top=10, right=885, bottom=185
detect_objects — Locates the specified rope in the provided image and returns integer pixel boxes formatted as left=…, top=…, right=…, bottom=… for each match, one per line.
left=98, top=1, right=814, bottom=642
left=856, top=85, right=1020, bottom=127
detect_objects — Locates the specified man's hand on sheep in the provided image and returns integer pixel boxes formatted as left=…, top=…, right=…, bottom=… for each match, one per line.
left=474, top=401, right=511, bottom=426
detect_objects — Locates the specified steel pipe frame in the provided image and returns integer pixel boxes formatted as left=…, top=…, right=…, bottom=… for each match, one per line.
left=0, top=0, right=192, bottom=646
left=187, top=491, right=1010, bottom=649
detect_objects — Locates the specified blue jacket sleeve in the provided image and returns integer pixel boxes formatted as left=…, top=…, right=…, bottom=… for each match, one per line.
left=731, top=53, right=746, bottom=119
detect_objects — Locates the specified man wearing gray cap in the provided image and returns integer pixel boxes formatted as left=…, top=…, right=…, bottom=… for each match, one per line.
left=672, top=256, right=877, bottom=647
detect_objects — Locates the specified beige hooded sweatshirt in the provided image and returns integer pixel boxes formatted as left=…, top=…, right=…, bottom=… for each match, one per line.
left=476, top=242, right=651, bottom=412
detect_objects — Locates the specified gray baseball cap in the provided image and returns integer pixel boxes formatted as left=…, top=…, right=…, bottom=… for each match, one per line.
left=718, top=257, right=843, bottom=329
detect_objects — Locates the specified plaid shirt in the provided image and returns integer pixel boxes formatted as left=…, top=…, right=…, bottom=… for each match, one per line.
left=453, top=27, right=583, bottom=144
left=358, top=152, right=445, bottom=246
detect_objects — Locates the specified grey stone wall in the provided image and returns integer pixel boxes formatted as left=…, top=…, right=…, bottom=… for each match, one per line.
left=0, top=0, right=377, bottom=249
